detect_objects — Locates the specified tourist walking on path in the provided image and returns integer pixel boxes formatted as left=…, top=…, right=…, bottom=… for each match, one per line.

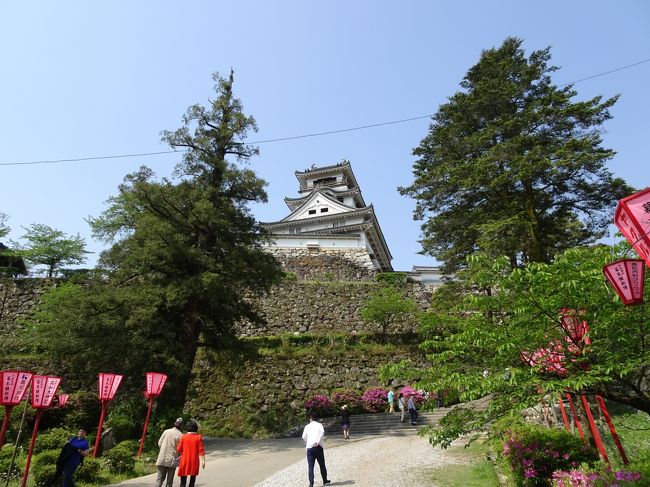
left=398, top=392, right=406, bottom=423
left=340, top=405, right=350, bottom=439
left=176, top=420, right=205, bottom=487
left=302, top=412, right=332, bottom=487
left=154, top=417, right=184, bottom=487
left=407, top=395, right=418, bottom=425
left=386, top=387, right=395, bottom=414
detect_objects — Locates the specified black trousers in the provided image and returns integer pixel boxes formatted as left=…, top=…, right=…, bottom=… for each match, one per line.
left=179, top=475, right=196, bottom=487
left=306, top=446, right=328, bottom=487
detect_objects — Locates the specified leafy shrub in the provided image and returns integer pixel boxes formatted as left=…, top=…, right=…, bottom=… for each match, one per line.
left=499, top=422, right=598, bottom=486
left=35, top=427, right=73, bottom=452
left=361, top=388, right=387, bottom=413
left=283, top=271, right=298, bottom=281
left=75, top=456, right=102, bottom=483
left=375, top=272, right=407, bottom=286
left=104, top=440, right=138, bottom=473
left=30, top=449, right=59, bottom=487
left=331, top=389, right=363, bottom=413
left=62, top=390, right=102, bottom=434
left=106, top=399, right=146, bottom=441
left=304, top=395, right=335, bottom=418
left=106, top=415, right=139, bottom=443
left=0, top=445, right=23, bottom=483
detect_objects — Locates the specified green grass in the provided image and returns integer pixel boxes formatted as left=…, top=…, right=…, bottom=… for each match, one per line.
left=422, top=440, right=500, bottom=487
left=604, top=405, right=650, bottom=479
left=427, top=461, right=500, bottom=487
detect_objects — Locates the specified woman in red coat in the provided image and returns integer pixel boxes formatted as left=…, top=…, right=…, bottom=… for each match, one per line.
left=176, top=420, right=205, bottom=487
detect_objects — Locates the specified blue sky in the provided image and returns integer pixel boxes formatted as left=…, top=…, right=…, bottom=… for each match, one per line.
left=1, top=1, right=649, bottom=271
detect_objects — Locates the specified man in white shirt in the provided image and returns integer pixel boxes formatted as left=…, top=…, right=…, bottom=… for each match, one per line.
left=301, top=412, right=331, bottom=487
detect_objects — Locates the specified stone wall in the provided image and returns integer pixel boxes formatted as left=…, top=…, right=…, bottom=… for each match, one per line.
left=186, top=345, right=428, bottom=435
left=264, top=247, right=377, bottom=281
left=236, top=280, right=435, bottom=336
left=0, top=279, right=56, bottom=347
left=0, top=256, right=440, bottom=436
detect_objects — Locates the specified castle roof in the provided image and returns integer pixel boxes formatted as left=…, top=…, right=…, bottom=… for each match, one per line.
left=294, top=161, right=359, bottom=193
left=261, top=161, right=393, bottom=272
left=284, top=186, right=366, bottom=212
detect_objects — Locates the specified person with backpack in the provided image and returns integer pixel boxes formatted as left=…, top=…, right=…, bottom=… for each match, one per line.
left=407, top=395, right=418, bottom=426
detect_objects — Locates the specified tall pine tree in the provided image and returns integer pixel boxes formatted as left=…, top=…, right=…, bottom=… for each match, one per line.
left=27, top=72, right=282, bottom=408
left=400, top=37, right=631, bottom=273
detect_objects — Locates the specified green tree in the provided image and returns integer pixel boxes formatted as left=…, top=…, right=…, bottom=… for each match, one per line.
left=0, top=212, right=9, bottom=239
left=394, top=244, right=650, bottom=447
left=360, top=286, right=418, bottom=334
left=25, top=71, right=282, bottom=409
left=14, top=223, right=89, bottom=277
left=399, top=37, right=631, bottom=273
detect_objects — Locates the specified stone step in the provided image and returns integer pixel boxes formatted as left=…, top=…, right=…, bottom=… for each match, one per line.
left=321, top=410, right=448, bottom=436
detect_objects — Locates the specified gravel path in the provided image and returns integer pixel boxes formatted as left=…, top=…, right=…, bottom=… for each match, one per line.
left=254, top=435, right=468, bottom=487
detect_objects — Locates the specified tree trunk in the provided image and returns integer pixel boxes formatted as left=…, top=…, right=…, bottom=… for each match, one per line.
left=168, top=317, right=202, bottom=411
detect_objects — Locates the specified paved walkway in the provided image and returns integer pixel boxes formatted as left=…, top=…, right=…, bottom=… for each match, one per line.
left=108, top=435, right=465, bottom=487
left=108, top=437, right=346, bottom=487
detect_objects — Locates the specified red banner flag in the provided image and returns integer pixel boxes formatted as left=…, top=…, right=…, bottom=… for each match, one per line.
left=1, top=371, right=33, bottom=406
left=614, top=187, right=650, bottom=266
left=30, top=376, right=61, bottom=409
left=145, top=372, right=167, bottom=399
left=603, top=259, right=645, bottom=305
left=57, top=394, right=70, bottom=407
left=98, top=373, right=122, bottom=400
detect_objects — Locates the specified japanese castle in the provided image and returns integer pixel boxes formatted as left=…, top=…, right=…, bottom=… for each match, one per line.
left=260, top=162, right=393, bottom=272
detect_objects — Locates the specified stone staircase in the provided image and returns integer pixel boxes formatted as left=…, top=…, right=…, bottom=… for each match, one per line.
left=320, top=396, right=492, bottom=437
left=321, top=409, right=449, bottom=437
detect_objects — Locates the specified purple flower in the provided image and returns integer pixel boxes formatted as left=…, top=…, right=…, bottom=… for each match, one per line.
left=524, top=467, right=537, bottom=479
left=361, top=387, right=388, bottom=412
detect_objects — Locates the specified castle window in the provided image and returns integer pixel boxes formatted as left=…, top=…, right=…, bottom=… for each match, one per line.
left=308, top=209, right=316, bottom=215
left=320, top=208, right=329, bottom=213
left=313, top=176, right=336, bottom=186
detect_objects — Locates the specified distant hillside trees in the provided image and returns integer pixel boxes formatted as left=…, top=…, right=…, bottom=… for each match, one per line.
left=399, top=37, right=631, bottom=273
left=25, top=71, right=282, bottom=410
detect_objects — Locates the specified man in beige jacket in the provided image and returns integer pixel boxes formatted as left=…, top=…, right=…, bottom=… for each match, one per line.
left=154, top=418, right=184, bottom=487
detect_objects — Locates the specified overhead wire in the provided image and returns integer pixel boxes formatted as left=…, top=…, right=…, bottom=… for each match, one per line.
left=1, top=57, right=648, bottom=168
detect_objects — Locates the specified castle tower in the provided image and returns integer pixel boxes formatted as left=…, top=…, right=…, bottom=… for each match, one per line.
left=260, top=161, right=393, bottom=278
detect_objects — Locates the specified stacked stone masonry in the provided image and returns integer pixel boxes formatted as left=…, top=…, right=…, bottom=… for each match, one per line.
left=0, top=279, right=55, bottom=347
left=236, top=280, right=434, bottom=336
left=264, top=247, right=377, bottom=281
left=187, top=348, right=429, bottom=423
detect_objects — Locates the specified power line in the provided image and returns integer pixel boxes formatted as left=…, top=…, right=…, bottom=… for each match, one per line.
left=2, top=57, right=649, bottom=168
left=558, top=58, right=650, bottom=86
left=0, top=150, right=177, bottom=167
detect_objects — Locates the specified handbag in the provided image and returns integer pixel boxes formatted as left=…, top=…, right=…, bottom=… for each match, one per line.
left=172, top=455, right=180, bottom=468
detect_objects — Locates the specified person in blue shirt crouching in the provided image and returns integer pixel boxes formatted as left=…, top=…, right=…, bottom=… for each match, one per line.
left=59, top=429, right=91, bottom=487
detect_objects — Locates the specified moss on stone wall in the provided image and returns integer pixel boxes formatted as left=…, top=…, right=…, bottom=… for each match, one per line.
left=236, top=280, right=433, bottom=336
left=185, top=336, right=427, bottom=437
